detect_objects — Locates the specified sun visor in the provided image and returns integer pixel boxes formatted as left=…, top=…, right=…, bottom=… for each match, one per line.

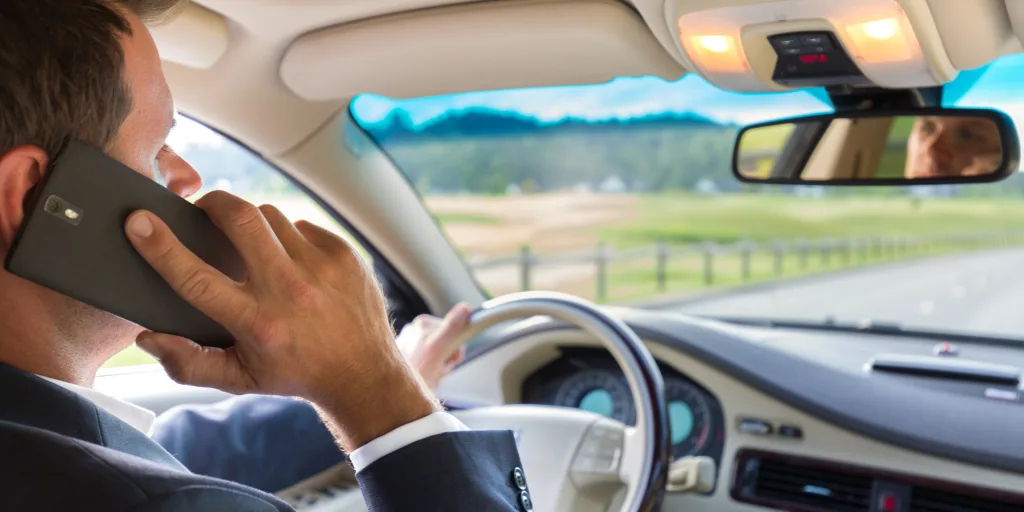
left=928, top=0, right=1015, bottom=71
left=1005, top=0, right=1024, bottom=53
left=151, top=3, right=229, bottom=70
left=280, top=0, right=685, bottom=101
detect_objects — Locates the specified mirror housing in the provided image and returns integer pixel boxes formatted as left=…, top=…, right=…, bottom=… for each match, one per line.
left=732, top=108, right=1021, bottom=186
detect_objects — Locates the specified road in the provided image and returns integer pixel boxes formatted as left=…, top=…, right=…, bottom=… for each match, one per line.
left=672, top=246, right=1024, bottom=339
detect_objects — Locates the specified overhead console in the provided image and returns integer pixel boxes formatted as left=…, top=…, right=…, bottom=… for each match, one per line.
left=663, top=0, right=1013, bottom=92
left=767, top=31, right=868, bottom=87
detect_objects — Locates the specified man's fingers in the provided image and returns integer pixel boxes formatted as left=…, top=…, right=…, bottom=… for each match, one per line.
left=431, top=303, right=473, bottom=355
left=435, top=304, right=472, bottom=338
left=135, top=331, right=256, bottom=394
left=295, top=220, right=353, bottom=257
left=448, top=345, right=466, bottom=365
left=258, top=204, right=310, bottom=260
left=195, top=191, right=289, bottom=273
left=126, top=211, right=253, bottom=329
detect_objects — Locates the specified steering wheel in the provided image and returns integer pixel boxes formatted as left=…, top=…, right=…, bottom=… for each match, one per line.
left=450, top=292, right=671, bottom=512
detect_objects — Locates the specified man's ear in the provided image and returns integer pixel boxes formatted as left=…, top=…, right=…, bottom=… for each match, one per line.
left=0, top=146, right=48, bottom=252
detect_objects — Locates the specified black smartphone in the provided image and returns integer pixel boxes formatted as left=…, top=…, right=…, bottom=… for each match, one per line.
left=4, top=140, right=244, bottom=348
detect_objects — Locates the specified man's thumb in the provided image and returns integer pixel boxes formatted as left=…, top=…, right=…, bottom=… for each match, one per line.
left=435, top=303, right=472, bottom=338
left=136, top=331, right=246, bottom=392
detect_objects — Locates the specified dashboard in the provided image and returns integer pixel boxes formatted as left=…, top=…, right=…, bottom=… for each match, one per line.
left=437, top=308, right=1024, bottom=511
left=521, top=347, right=725, bottom=465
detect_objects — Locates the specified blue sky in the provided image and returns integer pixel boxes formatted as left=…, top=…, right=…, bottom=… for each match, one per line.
left=172, top=53, right=1024, bottom=148
left=350, top=74, right=833, bottom=128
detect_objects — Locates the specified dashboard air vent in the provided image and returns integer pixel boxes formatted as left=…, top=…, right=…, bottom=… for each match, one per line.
left=911, top=487, right=1023, bottom=512
left=745, top=457, right=872, bottom=512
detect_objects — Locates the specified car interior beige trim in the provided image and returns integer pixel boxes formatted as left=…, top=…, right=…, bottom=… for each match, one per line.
left=280, top=0, right=685, bottom=102
left=925, top=0, right=1016, bottom=70
left=273, top=114, right=486, bottom=313
left=803, top=117, right=894, bottom=180
left=1005, top=0, right=1024, bottom=50
left=150, top=2, right=230, bottom=69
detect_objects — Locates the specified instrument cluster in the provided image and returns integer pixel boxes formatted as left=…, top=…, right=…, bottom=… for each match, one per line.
left=521, top=348, right=725, bottom=462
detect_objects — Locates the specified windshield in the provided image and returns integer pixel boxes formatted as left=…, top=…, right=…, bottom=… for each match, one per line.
left=351, top=54, right=1024, bottom=340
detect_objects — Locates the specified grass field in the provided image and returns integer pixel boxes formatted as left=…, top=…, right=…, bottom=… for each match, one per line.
left=102, top=192, right=1024, bottom=369
left=599, top=193, right=1024, bottom=247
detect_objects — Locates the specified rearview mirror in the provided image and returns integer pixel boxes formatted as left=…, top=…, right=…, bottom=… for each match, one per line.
left=732, top=108, right=1020, bottom=185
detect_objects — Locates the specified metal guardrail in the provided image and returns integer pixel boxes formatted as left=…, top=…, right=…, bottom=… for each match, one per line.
left=468, top=231, right=1024, bottom=301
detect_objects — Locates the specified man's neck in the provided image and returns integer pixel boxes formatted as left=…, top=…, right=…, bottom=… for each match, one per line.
left=0, top=281, right=134, bottom=387
left=0, top=313, right=100, bottom=386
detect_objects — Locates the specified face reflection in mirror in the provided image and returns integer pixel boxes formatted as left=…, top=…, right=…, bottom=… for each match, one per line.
left=904, top=116, right=1002, bottom=179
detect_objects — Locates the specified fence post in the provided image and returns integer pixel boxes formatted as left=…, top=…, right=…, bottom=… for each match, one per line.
left=821, top=239, right=831, bottom=267
left=519, top=245, right=532, bottom=291
left=740, top=241, right=752, bottom=281
left=799, top=239, right=809, bottom=269
left=842, top=239, right=852, bottom=266
left=773, top=240, right=784, bottom=276
left=596, top=242, right=608, bottom=302
left=703, top=242, right=715, bottom=286
left=656, top=241, right=668, bottom=292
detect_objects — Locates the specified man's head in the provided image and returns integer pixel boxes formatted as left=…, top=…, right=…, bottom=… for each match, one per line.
left=904, top=116, right=1003, bottom=179
left=0, top=0, right=197, bottom=383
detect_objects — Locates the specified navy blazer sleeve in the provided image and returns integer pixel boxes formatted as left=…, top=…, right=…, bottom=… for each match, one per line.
left=356, top=430, right=528, bottom=512
left=154, top=396, right=531, bottom=511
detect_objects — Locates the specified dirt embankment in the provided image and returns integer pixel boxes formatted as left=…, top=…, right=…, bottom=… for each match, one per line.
left=426, top=193, right=640, bottom=258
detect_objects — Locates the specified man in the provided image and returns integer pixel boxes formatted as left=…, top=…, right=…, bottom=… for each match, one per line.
left=903, top=115, right=1003, bottom=179
left=0, top=1, right=529, bottom=511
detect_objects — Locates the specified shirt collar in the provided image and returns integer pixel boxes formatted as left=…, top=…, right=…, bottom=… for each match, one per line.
left=37, top=375, right=155, bottom=435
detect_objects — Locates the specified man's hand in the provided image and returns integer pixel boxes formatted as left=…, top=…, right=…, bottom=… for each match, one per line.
left=397, top=305, right=471, bottom=390
left=125, top=191, right=439, bottom=452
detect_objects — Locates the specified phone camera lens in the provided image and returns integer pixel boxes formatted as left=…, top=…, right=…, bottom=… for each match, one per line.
left=44, top=197, right=61, bottom=213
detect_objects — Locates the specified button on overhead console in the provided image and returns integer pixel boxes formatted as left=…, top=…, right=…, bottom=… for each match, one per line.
left=770, top=36, right=802, bottom=51
left=800, top=35, right=827, bottom=46
left=805, top=39, right=835, bottom=54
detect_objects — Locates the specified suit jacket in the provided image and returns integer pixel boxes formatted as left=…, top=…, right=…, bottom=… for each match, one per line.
left=0, top=363, right=529, bottom=511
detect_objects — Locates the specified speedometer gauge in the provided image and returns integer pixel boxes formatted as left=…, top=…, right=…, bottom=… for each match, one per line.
left=664, top=378, right=713, bottom=459
left=552, top=369, right=635, bottom=424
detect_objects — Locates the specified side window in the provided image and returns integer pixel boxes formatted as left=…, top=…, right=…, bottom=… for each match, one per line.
left=102, top=117, right=368, bottom=369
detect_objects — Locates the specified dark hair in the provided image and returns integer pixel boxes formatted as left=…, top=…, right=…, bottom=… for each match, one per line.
left=0, top=0, right=186, bottom=160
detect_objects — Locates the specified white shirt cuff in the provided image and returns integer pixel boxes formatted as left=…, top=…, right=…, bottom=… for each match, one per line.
left=348, top=411, right=469, bottom=473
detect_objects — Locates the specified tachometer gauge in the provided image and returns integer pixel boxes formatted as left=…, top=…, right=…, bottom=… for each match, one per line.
left=552, top=369, right=635, bottom=425
left=664, top=378, right=713, bottom=459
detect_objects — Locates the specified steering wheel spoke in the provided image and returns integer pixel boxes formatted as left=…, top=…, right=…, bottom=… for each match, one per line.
left=569, top=418, right=626, bottom=487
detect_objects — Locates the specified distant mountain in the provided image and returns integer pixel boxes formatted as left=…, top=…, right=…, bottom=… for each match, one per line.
left=365, top=107, right=730, bottom=143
